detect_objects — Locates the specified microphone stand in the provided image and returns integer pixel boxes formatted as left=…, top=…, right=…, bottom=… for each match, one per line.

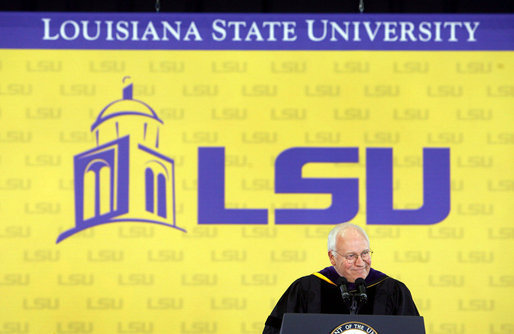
left=338, top=277, right=368, bottom=314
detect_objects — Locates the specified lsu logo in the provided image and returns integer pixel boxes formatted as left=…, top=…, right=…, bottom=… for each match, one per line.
left=57, top=77, right=185, bottom=243
left=198, top=147, right=450, bottom=225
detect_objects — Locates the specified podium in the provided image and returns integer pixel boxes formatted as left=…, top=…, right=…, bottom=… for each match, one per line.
left=280, top=313, right=426, bottom=334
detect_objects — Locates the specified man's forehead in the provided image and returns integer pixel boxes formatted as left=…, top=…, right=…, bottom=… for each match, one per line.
left=338, top=228, right=365, bottom=239
left=336, top=229, right=369, bottom=246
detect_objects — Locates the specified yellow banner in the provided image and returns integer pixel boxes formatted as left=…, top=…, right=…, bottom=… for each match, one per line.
left=0, top=49, right=512, bottom=333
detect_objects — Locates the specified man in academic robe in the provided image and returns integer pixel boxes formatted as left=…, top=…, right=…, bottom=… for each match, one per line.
left=263, top=223, right=419, bottom=334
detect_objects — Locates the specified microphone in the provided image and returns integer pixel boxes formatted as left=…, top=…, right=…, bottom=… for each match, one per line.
left=355, top=278, right=368, bottom=304
left=336, top=276, right=351, bottom=304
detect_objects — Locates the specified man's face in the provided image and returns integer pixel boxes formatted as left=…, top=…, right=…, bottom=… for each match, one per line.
left=328, top=229, right=371, bottom=283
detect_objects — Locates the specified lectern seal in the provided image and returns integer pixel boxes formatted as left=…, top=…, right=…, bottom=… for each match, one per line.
left=330, top=321, right=378, bottom=334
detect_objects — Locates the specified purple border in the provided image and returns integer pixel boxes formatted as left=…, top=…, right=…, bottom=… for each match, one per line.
left=0, top=12, right=512, bottom=50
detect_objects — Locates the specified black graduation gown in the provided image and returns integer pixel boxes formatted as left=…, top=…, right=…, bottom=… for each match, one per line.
left=263, top=267, right=419, bottom=334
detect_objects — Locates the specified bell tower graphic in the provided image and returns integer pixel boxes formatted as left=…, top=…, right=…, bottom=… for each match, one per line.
left=57, top=77, right=185, bottom=243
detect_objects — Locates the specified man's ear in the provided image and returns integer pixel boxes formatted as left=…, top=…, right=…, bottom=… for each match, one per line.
left=328, top=251, right=336, bottom=266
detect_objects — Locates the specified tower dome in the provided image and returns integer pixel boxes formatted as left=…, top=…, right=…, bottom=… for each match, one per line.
left=91, top=77, right=163, bottom=131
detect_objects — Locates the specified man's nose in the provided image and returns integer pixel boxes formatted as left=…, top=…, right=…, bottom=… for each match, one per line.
left=355, top=254, right=365, bottom=266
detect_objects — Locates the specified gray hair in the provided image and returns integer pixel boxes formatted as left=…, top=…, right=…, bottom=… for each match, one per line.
left=327, top=223, right=370, bottom=254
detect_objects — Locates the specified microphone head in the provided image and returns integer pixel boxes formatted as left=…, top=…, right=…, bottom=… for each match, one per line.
left=337, top=276, right=351, bottom=304
left=355, top=278, right=366, bottom=286
left=336, top=276, right=348, bottom=286
left=354, top=278, right=368, bottom=304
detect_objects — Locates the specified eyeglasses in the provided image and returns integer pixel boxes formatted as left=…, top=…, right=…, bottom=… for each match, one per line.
left=333, top=250, right=373, bottom=263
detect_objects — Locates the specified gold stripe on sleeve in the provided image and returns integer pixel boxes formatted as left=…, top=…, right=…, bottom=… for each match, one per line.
left=312, top=272, right=337, bottom=286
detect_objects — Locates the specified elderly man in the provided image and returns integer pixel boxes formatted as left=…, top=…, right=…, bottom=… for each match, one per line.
left=263, top=223, right=419, bottom=334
